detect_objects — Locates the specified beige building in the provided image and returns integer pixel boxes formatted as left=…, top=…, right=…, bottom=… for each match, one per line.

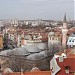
left=0, top=34, right=3, bottom=50
left=48, top=31, right=61, bottom=49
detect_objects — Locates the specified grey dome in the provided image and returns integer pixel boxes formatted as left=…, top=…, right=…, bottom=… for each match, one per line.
left=48, top=32, right=55, bottom=36
left=0, top=50, right=13, bottom=56
left=26, top=53, right=39, bottom=60
left=6, top=50, right=13, bottom=55
left=26, top=45, right=40, bottom=53
left=0, top=51, right=7, bottom=56
left=31, top=67, right=40, bottom=71
left=39, top=51, right=47, bottom=57
left=27, top=52, right=46, bottom=60
left=36, top=43, right=47, bottom=50
left=12, top=47, right=30, bottom=56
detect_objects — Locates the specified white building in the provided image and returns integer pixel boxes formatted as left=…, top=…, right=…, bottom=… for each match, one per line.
left=11, top=18, right=18, bottom=26
left=67, top=33, right=75, bottom=47
left=48, top=31, right=61, bottom=49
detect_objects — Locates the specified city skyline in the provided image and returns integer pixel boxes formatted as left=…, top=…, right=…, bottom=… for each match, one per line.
left=0, top=0, right=74, bottom=20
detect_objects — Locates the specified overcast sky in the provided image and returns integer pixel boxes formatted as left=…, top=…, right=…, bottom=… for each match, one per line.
left=0, top=0, right=74, bottom=20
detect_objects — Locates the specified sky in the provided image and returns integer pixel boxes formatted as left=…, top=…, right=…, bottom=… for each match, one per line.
left=0, top=0, right=74, bottom=20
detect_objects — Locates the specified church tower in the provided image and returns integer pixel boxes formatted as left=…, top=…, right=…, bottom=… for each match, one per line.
left=62, top=13, right=68, bottom=49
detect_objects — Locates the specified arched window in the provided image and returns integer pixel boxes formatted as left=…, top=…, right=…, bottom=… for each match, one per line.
left=52, top=37, right=54, bottom=40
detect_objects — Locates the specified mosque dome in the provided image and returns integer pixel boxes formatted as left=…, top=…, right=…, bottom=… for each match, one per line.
left=13, top=47, right=30, bottom=56
left=30, top=67, right=40, bottom=72
left=26, top=45, right=40, bottom=53
left=48, top=32, right=55, bottom=36
left=6, top=50, right=13, bottom=55
left=0, top=51, right=7, bottom=56
left=36, top=43, right=47, bottom=50
left=39, top=51, right=47, bottom=57
left=0, top=50, right=13, bottom=56
left=27, top=52, right=45, bottom=60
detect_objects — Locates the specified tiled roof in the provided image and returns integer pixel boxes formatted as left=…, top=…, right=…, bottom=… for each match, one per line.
left=54, top=48, right=75, bottom=75
left=55, top=48, right=75, bottom=58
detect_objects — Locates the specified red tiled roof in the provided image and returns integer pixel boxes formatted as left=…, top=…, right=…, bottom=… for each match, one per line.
left=55, top=49, right=71, bottom=55
left=55, top=48, right=75, bottom=58
left=56, top=57, right=75, bottom=75
left=55, top=48, right=75, bottom=75
left=68, top=27, right=75, bottom=34
left=40, top=37, right=48, bottom=42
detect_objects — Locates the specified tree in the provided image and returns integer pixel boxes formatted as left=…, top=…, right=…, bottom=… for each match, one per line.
left=46, top=43, right=63, bottom=58
left=3, top=33, right=8, bottom=49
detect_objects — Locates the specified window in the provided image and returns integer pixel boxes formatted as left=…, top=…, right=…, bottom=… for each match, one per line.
left=72, top=39, right=74, bottom=42
left=49, top=37, right=51, bottom=40
left=20, top=41, right=21, bottom=43
left=56, top=38, right=58, bottom=40
left=20, top=44, right=21, bottom=46
left=69, top=40, right=71, bottom=42
left=52, top=37, right=54, bottom=40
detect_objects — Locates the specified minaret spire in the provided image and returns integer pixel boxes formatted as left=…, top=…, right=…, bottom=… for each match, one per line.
left=63, top=12, right=67, bottom=23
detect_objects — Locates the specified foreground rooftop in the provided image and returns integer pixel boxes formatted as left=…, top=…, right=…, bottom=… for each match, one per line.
left=3, top=71, right=51, bottom=75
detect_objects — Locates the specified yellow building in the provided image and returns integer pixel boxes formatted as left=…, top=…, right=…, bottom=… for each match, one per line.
left=0, top=35, right=3, bottom=49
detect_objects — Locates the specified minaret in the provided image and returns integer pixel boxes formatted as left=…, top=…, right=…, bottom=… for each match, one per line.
left=63, top=13, right=67, bottom=28
left=62, top=13, right=68, bottom=49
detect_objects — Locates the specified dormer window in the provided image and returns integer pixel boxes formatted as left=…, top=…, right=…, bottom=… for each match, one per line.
left=65, top=66, right=70, bottom=74
left=72, top=40, right=74, bottom=42
left=69, top=40, right=71, bottom=42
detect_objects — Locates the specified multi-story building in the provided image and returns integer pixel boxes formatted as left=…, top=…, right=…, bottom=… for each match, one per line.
left=67, top=33, right=75, bottom=47
left=11, top=18, right=19, bottom=27
left=48, top=31, right=61, bottom=49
